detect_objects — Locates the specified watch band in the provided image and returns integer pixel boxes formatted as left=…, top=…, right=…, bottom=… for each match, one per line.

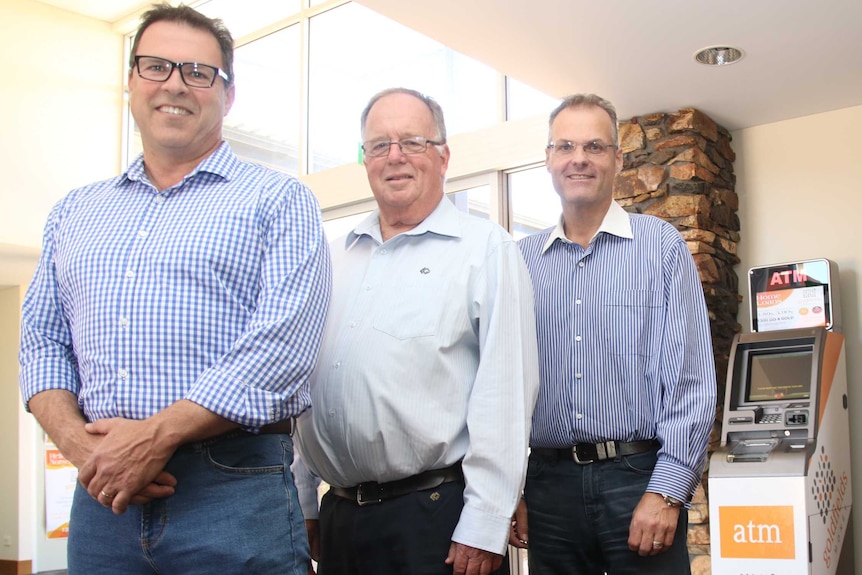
left=661, top=494, right=684, bottom=508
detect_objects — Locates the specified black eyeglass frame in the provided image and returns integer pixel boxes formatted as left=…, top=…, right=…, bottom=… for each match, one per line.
left=133, top=55, right=231, bottom=88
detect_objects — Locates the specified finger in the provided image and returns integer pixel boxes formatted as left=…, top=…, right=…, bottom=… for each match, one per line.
left=110, top=491, right=132, bottom=515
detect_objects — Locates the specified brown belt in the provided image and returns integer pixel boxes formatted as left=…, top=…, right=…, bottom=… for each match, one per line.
left=260, top=418, right=294, bottom=435
left=533, top=439, right=659, bottom=464
left=331, top=463, right=463, bottom=506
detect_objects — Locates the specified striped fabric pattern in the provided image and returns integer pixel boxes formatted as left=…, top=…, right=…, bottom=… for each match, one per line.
left=518, top=207, right=716, bottom=499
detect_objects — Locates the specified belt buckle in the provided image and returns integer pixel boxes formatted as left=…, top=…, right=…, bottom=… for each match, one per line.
left=356, top=482, right=383, bottom=506
left=572, top=445, right=594, bottom=465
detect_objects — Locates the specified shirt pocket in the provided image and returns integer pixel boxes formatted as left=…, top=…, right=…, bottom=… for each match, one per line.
left=602, top=289, right=662, bottom=356
left=373, top=277, right=445, bottom=339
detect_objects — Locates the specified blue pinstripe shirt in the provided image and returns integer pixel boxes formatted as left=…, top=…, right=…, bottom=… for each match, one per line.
left=19, top=143, right=331, bottom=431
left=518, top=201, right=716, bottom=500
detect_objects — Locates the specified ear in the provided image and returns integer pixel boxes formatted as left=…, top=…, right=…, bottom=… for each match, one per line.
left=614, top=145, right=623, bottom=174
left=223, top=83, right=236, bottom=116
left=545, top=147, right=552, bottom=172
left=438, top=144, right=450, bottom=177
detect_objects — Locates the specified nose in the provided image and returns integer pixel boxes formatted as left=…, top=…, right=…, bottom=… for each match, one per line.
left=385, top=142, right=407, bottom=162
left=161, top=66, right=188, bottom=92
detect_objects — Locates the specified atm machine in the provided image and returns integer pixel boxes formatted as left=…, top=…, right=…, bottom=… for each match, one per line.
left=709, top=259, right=853, bottom=574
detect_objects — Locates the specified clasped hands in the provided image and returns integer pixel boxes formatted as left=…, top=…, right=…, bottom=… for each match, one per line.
left=77, top=417, right=178, bottom=514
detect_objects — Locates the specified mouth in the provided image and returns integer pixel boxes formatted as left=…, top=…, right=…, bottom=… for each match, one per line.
left=157, top=105, right=192, bottom=116
left=566, top=173, right=594, bottom=180
left=385, top=174, right=414, bottom=182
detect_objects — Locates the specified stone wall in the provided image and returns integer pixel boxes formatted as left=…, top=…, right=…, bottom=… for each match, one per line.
left=617, top=108, right=741, bottom=574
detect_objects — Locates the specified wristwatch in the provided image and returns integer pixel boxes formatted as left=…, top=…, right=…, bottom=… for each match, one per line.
left=661, top=494, right=684, bottom=508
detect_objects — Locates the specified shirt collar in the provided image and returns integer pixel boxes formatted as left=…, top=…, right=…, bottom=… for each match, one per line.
left=541, top=200, right=633, bottom=253
left=121, top=141, right=239, bottom=189
left=345, top=195, right=462, bottom=250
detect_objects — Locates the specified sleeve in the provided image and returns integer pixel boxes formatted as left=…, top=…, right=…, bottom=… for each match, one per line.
left=184, top=179, right=332, bottom=430
left=19, top=199, right=81, bottom=408
left=450, top=237, right=541, bottom=555
left=291, top=451, right=323, bottom=520
left=647, top=234, right=717, bottom=503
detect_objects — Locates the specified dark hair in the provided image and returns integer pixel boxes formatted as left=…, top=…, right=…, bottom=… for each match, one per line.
left=129, top=3, right=234, bottom=85
left=548, top=93, right=618, bottom=145
left=360, top=88, right=447, bottom=144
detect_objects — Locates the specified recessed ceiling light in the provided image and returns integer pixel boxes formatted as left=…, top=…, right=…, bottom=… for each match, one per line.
left=694, top=46, right=745, bottom=66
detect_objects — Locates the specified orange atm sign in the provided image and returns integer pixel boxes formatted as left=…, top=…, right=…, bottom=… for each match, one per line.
left=719, top=506, right=795, bottom=559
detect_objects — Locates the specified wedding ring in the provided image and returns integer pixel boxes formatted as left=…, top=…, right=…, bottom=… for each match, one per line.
left=100, top=490, right=116, bottom=500
left=652, top=541, right=663, bottom=549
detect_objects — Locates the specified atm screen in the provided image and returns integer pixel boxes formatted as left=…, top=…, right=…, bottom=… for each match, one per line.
left=745, top=348, right=813, bottom=402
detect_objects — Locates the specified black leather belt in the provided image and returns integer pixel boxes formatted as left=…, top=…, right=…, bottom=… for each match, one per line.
left=533, top=439, right=659, bottom=464
left=331, top=463, right=463, bottom=506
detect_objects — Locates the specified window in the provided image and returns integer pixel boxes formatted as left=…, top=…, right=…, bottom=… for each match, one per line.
left=508, top=165, right=559, bottom=239
left=226, top=26, right=301, bottom=174
left=307, top=2, right=499, bottom=173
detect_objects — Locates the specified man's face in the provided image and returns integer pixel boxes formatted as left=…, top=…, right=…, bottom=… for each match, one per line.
left=128, top=21, right=234, bottom=162
left=546, top=105, right=622, bottom=210
left=362, top=93, right=450, bottom=217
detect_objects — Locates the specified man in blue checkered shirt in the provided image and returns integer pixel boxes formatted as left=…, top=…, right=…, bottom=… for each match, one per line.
left=18, top=5, right=330, bottom=574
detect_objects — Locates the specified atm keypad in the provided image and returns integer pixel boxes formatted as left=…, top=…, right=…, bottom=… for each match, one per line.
left=759, top=413, right=783, bottom=424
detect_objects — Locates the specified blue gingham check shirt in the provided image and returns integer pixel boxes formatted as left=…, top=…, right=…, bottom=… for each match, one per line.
left=19, top=142, right=331, bottom=430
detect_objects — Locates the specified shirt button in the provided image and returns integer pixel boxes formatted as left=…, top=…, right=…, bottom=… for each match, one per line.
left=365, top=285, right=372, bottom=291
left=379, top=249, right=388, bottom=255
left=575, top=335, right=582, bottom=342
left=118, top=369, right=128, bottom=379
left=578, top=261, right=585, bottom=268
left=155, top=195, right=165, bottom=204
left=575, top=299, right=582, bottom=305
left=125, top=270, right=135, bottom=279
left=333, top=361, right=341, bottom=369
left=576, top=413, right=584, bottom=420
left=119, top=317, right=129, bottom=328
left=138, top=230, right=148, bottom=238
left=575, top=372, right=582, bottom=379
left=349, top=322, right=357, bottom=328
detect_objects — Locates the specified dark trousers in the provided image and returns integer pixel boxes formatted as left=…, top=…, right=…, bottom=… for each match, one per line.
left=525, top=447, right=691, bottom=575
left=318, top=480, right=509, bottom=575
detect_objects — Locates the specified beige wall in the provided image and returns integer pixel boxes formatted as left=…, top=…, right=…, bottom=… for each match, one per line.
left=0, top=0, right=124, bottom=251
left=733, top=104, right=862, bottom=560
left=0, top=0, right=123, bottom=568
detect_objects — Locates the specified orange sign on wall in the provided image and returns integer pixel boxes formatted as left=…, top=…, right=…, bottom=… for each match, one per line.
left=719, top=506, right=795, bottom=559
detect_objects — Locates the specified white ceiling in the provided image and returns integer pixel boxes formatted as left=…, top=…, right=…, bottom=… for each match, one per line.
left=33, top=0, right=862, bottom=131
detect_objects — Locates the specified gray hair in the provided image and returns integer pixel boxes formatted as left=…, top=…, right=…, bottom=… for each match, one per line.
left=360, top=88, right=447, bottom=144
left=548, top=93, right=618, bottom=146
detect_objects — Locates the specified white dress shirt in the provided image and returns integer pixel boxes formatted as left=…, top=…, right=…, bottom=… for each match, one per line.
left=296, top=197, right=539, bottom=555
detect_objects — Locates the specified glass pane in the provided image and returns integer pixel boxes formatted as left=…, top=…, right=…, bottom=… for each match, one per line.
left=308, top=3, right=499, bottom=173
left=224, top=26, right=301, bottom=174
left=507, top=77, right=559, bottom=122
left=508, top=166, right=559, bottom=239
left=323, top=210, right=373, bottom=240
left=448, top=185, right=490, bottom=220
left=194, top=0, right=301, bottom=40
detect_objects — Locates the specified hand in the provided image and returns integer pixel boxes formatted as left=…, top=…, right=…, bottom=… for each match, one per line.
left=444, top=542, right=503, bottom=575
left=627, top=492, right=680, bottom=556
left=509, top=498, right=529, bottom=548
left=78, top=417, right=178, bottom=514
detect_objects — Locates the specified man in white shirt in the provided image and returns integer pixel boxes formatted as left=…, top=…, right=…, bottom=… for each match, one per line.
left=295, top=88, right=539, bottom=575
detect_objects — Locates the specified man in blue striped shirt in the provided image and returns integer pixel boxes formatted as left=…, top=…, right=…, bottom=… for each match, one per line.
left=19, top=5, right=330, bottom=574
left=510, top=94, right=716, bottom=574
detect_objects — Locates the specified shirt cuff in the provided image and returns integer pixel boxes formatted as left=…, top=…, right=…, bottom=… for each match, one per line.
left=451, top=504, right=511, bottom=556
left=646, top=458, right=702, bottom=504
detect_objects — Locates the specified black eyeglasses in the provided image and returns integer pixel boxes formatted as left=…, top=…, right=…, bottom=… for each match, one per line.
left=547, top=140, right=617, bottom=156
left=361, top=136, right=445, bottom=158
left=133, top=55, right=230, bottom=88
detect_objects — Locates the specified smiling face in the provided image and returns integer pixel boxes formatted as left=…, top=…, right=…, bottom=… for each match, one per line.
left=362, top=92, right=450, bottom=231
left=546, top=104, right=622, bottom=213
left=128, top=20, right=235, bottom=165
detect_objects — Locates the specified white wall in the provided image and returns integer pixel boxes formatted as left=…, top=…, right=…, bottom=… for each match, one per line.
left=733, top=104, right=862, bottom=560
left=0, top=0, right=124, bottom=250
left=0, top=0, right=124, bottom=568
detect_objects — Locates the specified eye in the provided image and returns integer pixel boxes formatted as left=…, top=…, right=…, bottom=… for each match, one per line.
left=585, top=141, right=606, bottom=153
left=558, top=142, right=575, bottom=153
left=367, top=140, right=390, bottom=154
left=400, top=138, right=426, bottom=153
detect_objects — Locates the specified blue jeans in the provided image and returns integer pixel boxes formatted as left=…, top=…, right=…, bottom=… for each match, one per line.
left=67, top=432, right=309, bottom=575
left=524, top=448, right=690, bottom=575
